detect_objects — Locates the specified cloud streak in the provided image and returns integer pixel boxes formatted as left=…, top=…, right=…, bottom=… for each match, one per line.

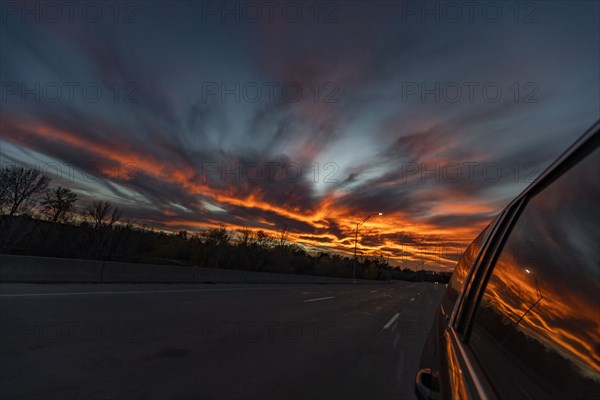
left=1, top=1, right=598, bottom=270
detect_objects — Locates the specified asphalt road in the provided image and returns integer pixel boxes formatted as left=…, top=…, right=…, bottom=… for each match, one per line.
left=0, top=281, right=444, bottom=400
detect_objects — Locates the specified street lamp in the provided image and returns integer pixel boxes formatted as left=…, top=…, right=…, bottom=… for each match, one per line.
left=525, top=268, right=543, bottom=301
left=502, top=267, right=544, bottom=344
left=353, top=212, right=383, bottom=281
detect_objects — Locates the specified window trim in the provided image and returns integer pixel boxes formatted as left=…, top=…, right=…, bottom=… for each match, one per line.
left=455, top=121, right=599, bottom=340
left=448, top=326, right=498, bottom=400
left=457, top=197, right=526, bottom=339
left=449, top=212, right=502, bottom=327
left=462, top=126, right=599, bottom=342
left=447, top=120, right=599, bottom=399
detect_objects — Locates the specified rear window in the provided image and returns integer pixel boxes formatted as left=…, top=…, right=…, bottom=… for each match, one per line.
left=468, top=147, right=600, bottom=399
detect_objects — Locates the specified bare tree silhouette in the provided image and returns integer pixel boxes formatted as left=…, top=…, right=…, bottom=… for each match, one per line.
left=42, top=186, right=78, bottom=223
left=86, top=200, right=122, bottom=229
left=278, top=225, right=289, bottom=247
left=0, top=166, right=51, bottom=216
left=238, top=227, right=253, bottom=246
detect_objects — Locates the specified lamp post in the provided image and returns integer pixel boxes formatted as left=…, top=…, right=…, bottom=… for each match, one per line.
left=502, top=268, right=544, bottom=344
left=353, top=212, right=383, bottom=282
left=525, top=268, right=543, bottom=301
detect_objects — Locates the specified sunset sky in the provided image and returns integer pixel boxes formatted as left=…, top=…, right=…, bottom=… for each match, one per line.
left=1, top=1, right=599, bottom=270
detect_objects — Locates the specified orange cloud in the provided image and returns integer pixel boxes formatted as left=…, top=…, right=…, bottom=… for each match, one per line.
left=2, top=119, right=487, bottom=269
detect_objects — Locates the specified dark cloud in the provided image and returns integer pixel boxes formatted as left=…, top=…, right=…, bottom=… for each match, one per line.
left=1, top=1, right=598, bottom=268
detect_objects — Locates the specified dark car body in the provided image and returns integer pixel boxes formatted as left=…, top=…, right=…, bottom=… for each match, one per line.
left=416, top=121, right=600, bottom=399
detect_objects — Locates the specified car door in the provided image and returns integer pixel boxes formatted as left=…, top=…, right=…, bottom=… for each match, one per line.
left=460, top=137, right=600, bottom=399
left=417, top=122, right=599, bottom=399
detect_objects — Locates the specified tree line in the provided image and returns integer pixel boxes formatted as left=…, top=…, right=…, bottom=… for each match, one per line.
left=0, top=165, right=451, bottom=283
left=0, top=165, right=122, bottom=226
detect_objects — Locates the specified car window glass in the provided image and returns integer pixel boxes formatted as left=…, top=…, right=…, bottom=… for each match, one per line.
left=468, top=148, right=600, bottom=399
left=442, top=224, right=490, bottom=315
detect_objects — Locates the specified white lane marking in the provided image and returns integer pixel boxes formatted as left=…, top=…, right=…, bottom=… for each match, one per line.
left=303, top=296, right=335, bottom=303
left=370, top=290, right=378, bottom=293
left=410, top=297, right=415, bottom=302
left=0, top=285, right=313, bottom=298
left=383, top=313, right=400, bottom=329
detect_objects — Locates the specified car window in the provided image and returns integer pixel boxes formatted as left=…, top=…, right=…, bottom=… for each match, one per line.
left=468, top=148, right=600, bottom=399
left=441, top=226, right=490, bottom=316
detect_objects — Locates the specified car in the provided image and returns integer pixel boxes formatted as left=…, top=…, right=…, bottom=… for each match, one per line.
left=415, top=121, right=600, bottom=400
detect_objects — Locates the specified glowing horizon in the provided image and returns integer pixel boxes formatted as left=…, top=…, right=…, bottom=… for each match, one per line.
left=1, top=1, right=598, bottom=272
